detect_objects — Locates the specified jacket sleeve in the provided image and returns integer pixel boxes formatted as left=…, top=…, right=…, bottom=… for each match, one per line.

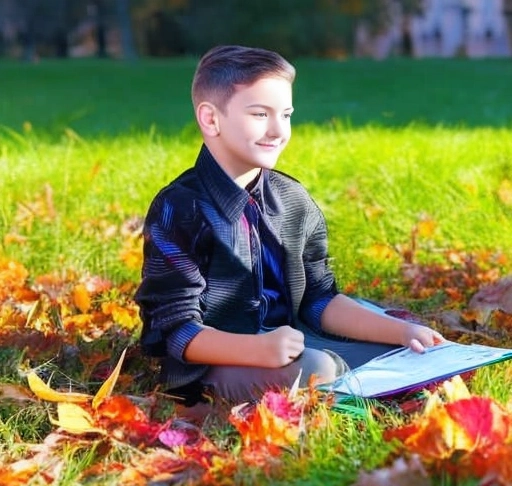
left=134, top=193, right=209, bottom=360
left=298, top=202, right=338, bottom=331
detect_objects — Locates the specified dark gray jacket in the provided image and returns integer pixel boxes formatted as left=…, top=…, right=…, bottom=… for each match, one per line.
left=134, top=144, right=338, bottom=388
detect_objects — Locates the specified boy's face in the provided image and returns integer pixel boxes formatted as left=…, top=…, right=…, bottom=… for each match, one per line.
left=213, top=76, right=293, bottom=181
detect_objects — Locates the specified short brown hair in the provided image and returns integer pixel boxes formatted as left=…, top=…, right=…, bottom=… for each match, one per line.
left=191, top=45, right=296, bottom=111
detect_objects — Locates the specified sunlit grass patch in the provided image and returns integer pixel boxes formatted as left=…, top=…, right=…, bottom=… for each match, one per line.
left=2, top=123, right=512, bottom=291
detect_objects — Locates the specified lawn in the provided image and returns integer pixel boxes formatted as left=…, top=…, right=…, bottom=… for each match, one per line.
left=1, top=57, right=512, bottom=485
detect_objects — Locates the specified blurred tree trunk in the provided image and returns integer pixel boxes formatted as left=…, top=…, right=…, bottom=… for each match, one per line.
left=54, top=0, right=69, bottom=57
left=20, top=0, right=38, bottom=61
left=94, top=0, right=108, bottom=57
left=116, top=0, right=137, bottom=60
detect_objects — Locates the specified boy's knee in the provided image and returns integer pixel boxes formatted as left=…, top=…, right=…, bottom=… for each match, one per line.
left=300, top=348, right=347, bottom=385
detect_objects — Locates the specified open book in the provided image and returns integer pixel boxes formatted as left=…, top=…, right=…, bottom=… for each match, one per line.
left=326, top=341, right=512, bottom=398
left=322, top=298, right=512, bottom=398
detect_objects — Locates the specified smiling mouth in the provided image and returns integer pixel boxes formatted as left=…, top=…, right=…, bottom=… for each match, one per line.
left=257, top=142, right=280, bottom=149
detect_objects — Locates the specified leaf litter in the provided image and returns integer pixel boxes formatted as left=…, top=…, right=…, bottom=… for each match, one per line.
left=2, top=213, right=512, bottom=484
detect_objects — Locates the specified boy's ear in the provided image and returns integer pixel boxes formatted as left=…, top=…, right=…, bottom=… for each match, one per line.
left=196, top=102, right=220, bottom=137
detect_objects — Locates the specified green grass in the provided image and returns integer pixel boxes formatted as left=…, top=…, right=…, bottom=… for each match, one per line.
left=2, top=58, right=512, bottom=485
left=1, top=58, right=511, bottom=136
left=2, top=123, right=512, bottom=291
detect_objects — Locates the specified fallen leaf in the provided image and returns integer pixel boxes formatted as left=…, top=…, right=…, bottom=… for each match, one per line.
left=445, top=397, right=511, bottom=447
left=364, top=244, right=395, bottom=260
left=72, top=284, right=91, bottom=313
left=497, top=179, right=512, bottom=206
left=27, top=372, right=92, bottom=403
left=118, top=448, right=200, bottom=485
left=469, top=277, right=512, bottom=324
left=352, top=455, right=430, bottom=486
left=50, top=402, right=104, bottom=435
left=96, top=395, right=148, bottom=424
left=416, top=218, right=437, bottom=238
left=0, top=463, right=39, bottom=486
left=92, top=348, right=127, bottom=409
left=385, top=375, right=512, bottom=480
left=0, top=383, right=37, bottom=402
left=230, top=390, right=303, bottom=447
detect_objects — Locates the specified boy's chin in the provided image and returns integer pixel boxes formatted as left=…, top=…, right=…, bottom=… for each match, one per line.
left=255, top=155, right=281, bottom=169
left=257, top=161, right=279, bottom=171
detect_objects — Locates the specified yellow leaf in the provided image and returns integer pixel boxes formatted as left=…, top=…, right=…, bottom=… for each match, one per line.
left=25, top=299, right=43, bottom=328
left=27, top=372, right=92, bottom=403
left=416, top=219, right=437, bottom=238
left=364, top=243, right=395, bottom=260
left=498, top=179, right=512, bottom=206
left=363, top=204, right=385, bottom=220
left=72, top=284, right=91, bottom=313
left=102, top=302, right=140, bottom=330
left=92, top=348, right=127, bottom=409
left=50, top=402, right=104, bottom=435
left=440, top=374, right=471, bottom=402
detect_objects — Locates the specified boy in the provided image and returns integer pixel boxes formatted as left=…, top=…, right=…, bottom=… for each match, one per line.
left=134, top=45, right=444, bottom=408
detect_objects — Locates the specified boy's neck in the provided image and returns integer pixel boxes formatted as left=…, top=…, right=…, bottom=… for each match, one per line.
left=235, top=169, right=261, bottom=189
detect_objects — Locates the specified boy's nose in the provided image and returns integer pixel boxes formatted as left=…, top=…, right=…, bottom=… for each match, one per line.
left=267, top=117, right=289, bottom=138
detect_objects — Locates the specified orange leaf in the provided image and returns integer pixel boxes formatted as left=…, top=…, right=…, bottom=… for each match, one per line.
left=97, top=395, right=148, bottom=424
left=72, top=284, right=91, bottom=313
left=0, top=464, right=38, bottom=486
left=386, top=404, right=473, bottom=461
left=386, top=375, right=512, bottom=474
left=230, top=391, right=302, bottom=447
left=470, top=443, right=512, bottom=483
left=3, top=233, right=28, bottom=246
left=27, top=372, right=92, bottom=403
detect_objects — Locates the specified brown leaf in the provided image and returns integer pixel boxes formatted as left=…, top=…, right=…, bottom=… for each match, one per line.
left=118, top=448, right=196, bottom=485
left=469, top=277, right=512, bottom=324
left=352, top=455, right=430, bottom=486
left=0, top=383, right=36, bottom=402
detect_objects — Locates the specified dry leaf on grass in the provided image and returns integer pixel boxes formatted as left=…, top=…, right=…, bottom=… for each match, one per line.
left=27, top=372, right=92, bottom=403
left=352, top=455, right=430, bottom=486
left=469, top=277, right=512, bottom=324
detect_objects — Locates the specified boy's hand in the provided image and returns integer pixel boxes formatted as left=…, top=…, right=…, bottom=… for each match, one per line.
left=258, top=326, right=305, bottom=367
left=403, top=323, right=445, bottom=353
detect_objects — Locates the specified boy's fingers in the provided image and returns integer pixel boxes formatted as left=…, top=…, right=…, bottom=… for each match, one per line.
left=409, top=338, right=425, bottom=354
left=433, top=333, right=445, bottom=345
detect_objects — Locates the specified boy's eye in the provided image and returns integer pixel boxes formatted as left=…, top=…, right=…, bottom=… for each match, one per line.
left=283, top=113, right=292, bottom=119
left=253, top=113, right=267, bottom=118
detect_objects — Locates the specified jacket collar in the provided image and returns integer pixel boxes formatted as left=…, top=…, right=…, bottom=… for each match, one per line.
left=195, top=144, right=282, bottom=222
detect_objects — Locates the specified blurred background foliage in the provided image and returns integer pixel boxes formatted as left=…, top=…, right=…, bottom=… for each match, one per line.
left=0, top=0, right=423, bottom=60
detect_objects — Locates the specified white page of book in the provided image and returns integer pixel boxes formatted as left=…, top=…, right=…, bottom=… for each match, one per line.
left=328, top=341, right=512, bottom=398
